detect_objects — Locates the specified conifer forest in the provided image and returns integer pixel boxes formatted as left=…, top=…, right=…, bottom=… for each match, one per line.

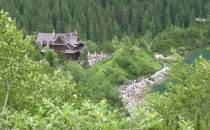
left=0, top=0, right=210, bottom=129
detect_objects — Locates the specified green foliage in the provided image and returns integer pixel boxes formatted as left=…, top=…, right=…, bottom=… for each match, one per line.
left=77, top=40, right=161, bottom=105
left=122, top=107, right=164, bottom=129
left=0, top=11, right=79, bottom=112
left=0, top=10, right=34, bottom=110
left=0, top=10, right=161, bottom=110
left=0, top=12, right=124, bottom=130
left=144, top=58, right=210, bottom=129
left=112, top=46, right=161, bottom=78
left=85, top=40, right=100, bottom=53
left=178, top=119, right=195, bottom=130
left=118, top=57, right=210, bottom=130
left=0, top=0, right=209, bottom=43
left=61, top=61, right=85, bottom=83
left=44, top=49, right=59, bottom=67
left=152, top=26, right=208, bottom=55
left=0, top=8, right=210, bottom=130
left=1, top=56, right=209, bottom=130
left=29, top=46, right=43, bottom=61
left=0, top=100, right=123, bottom=130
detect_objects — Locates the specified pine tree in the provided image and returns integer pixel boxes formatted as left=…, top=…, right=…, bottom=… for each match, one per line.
left=0, top=0, right=208, bottom=42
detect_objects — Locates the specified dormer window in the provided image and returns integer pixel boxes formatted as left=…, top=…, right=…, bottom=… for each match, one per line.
left=42, top=40, right=47, bottom=47
left=42, top=43, right=47, bottom=47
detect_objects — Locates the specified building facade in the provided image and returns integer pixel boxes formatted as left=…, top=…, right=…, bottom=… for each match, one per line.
left=36, top=31, right=84, bottom=60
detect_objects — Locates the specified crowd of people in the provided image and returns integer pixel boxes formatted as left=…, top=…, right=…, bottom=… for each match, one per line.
left=154, top=53, right=175, bottom=61
left=120, top=66, right=170, bottom=113
left=87, top=52, right=108, bottom=66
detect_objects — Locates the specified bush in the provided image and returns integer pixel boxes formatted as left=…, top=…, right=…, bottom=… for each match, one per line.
left=78, top=41, right=161, bottom=105
left=152, top=26, right=208, bottom=55
left=0, top=100, right=124, bottom=130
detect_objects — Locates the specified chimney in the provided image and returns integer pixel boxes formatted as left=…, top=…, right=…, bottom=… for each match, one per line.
left=53, top=30, right=56, bottom=37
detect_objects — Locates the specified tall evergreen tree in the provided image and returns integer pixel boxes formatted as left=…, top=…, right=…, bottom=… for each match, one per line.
left=0, top=0, right=208, bottom=42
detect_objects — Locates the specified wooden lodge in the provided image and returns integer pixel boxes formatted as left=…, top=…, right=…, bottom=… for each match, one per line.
left=36, top=30, right=84, bottom=60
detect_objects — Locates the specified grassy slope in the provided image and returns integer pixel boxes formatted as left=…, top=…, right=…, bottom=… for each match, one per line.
left=78, top=46, right=161, bottom=105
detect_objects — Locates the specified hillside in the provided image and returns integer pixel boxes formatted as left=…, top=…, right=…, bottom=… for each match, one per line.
left=0, top=0, right=209, bottom=43
left=0, top=1, right=210, bottom=129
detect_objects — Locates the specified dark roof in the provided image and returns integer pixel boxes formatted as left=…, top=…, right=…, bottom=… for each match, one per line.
left=36, top=32, right=84, bottom=56
left=36, top=32, right=83, bottom=47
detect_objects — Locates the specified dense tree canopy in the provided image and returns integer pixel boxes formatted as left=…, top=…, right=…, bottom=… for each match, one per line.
left=0, top=0, right=209, bottom=43
left=0, top=12, right=209, bottom=128
left=0, top=0, right=210, bottom=129
left=0, top=11, right=79, bottom=112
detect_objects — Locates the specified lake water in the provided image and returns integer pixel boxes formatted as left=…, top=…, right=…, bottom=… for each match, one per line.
left=184, top=47, right=210, bottom=63
left=152, top=47, right=210, bottom=92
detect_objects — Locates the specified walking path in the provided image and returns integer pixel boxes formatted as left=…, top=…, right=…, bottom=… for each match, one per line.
left=119, top=65, right=170, bottom=113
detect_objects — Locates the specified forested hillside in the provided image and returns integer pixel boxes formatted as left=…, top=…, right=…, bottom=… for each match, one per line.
left=0, top=0, right=210, bottom=129
left=0, top=0, right=209, bottom=42
left=0, top=11, right=210, bottom=129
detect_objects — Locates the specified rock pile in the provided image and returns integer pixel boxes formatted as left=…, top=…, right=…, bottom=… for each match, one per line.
left=119, top=66, right=170, bottom=113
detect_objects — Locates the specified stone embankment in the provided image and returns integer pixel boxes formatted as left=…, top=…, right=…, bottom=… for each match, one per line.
left=88, top=52, right=108, bottom=66
left=119, top=65, right=170, bottom=113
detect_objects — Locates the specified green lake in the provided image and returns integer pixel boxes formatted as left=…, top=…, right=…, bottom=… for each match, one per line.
left=184, top=47, right=210, bottom=63
left=152, top=47, right=210, bottom=92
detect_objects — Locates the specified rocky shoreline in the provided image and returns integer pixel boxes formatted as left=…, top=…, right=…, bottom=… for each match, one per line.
left=119, top=65, right=170, bottom=113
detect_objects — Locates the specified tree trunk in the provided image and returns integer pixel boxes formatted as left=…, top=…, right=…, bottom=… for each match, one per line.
left=2, top=83, right=10, bottom=112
